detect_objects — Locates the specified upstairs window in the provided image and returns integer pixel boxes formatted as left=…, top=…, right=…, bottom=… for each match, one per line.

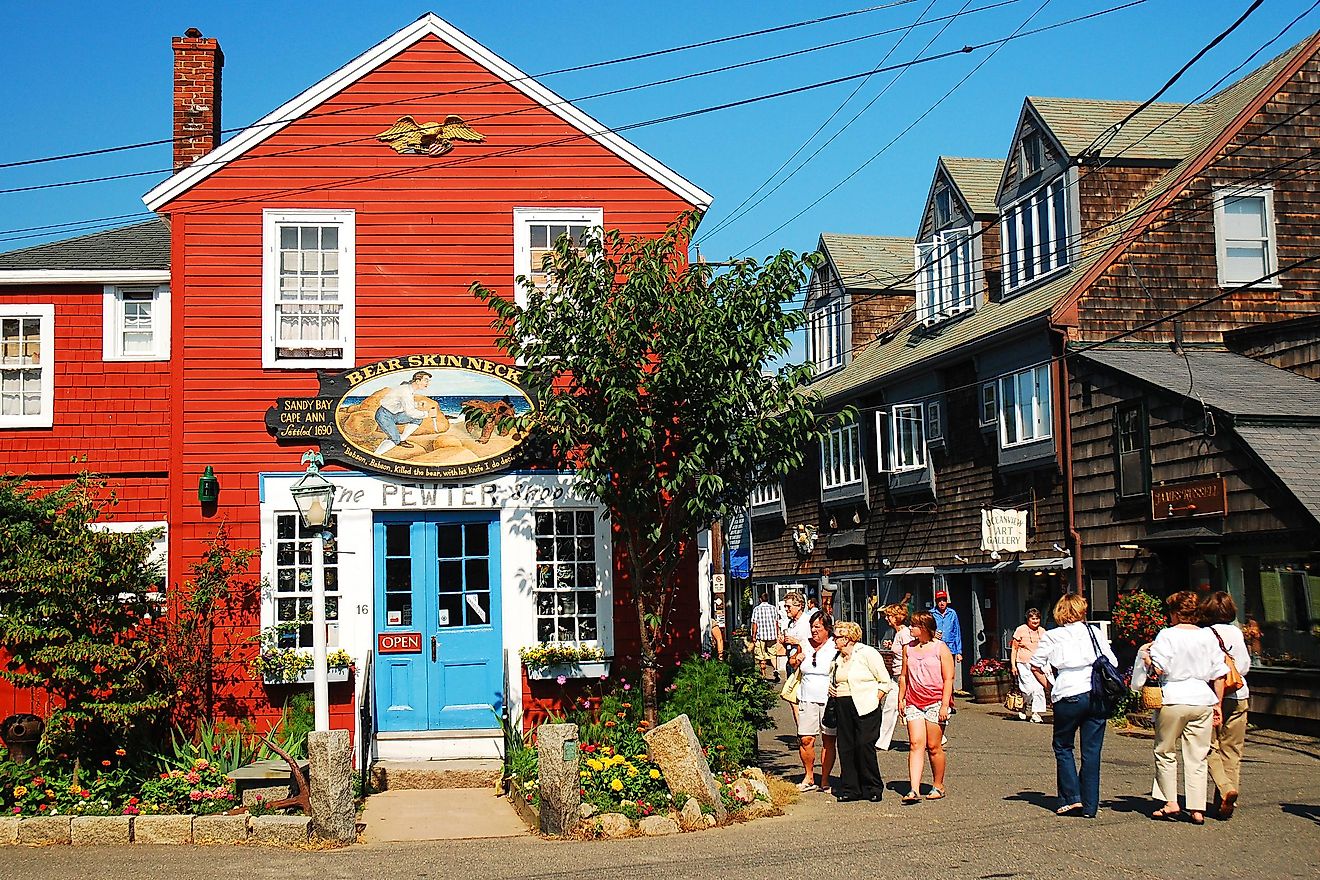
left=750, top=483, right=782, bottom=507
left=1001, top=175, right=1070, bottom=294
left=915, top=228, right=978, bottom=325
left=1115, top=402, right=1149, bottom=499
left=934, top=186, right=953, bottom=228
left=263, top=210, right=355, bottom=369
left=820, top=422, right=863, bottom=489
left=999, top=365, right=1052, bottom=447
left=891, top=403, right=926, bottom=472
left=1213, top=186, right=1278, bottom=287
left=513, top=208, right=603, bottom=305
left=808, top=294, right=848, bottom=374
left=979, top=383, right=998, bottom=427
left=103, top=285, right=169, bottom=361
left=1020, top=131, right=1047, bottom=177
left=0, top=304, right=53, bottom=428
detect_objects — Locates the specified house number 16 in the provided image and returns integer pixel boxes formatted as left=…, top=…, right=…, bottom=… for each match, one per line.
left=357, top=604, right=369, bottom=615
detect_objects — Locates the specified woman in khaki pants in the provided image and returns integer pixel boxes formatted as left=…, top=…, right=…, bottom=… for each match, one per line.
left=1146, top=591, right=1228, bottom=825
left=1201, top=591, right=1251, bottom=819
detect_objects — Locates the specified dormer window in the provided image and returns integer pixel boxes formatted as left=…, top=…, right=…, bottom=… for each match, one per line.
left=915, top=227, right=979, bottom=326
left=934, top=187, right=953, bottom=228
left=1000, top=173, right=1071, bottom=294
left=1021, top=132, right=1047, bottom=177
left=807, top=267, right=848, bottom=374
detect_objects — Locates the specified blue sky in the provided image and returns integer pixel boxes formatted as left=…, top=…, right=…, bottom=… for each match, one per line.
left=1, top=1, right=1315, bottom=356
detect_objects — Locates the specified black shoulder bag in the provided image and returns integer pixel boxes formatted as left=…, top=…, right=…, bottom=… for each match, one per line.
left=1086, top=624, right=1127, bottom=718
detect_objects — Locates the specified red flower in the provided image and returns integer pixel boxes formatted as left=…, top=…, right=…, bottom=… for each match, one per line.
left=101, top=760, right=112, bottom=767
left=38, top=804, right=47, bottom=812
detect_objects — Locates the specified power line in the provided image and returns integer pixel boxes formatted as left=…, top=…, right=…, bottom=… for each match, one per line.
left=0, top=1, right=921, bottom=171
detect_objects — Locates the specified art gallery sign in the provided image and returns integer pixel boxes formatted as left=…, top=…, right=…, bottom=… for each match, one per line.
left=981, top=508, right=1028, bottom=553
left=265, top=354, right=536, bottom=479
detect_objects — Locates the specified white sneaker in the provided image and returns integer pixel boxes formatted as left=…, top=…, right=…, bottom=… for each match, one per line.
left=1030, top=713, right=1043, bottom=723
left=1017, top=712, right=1027, bottom=721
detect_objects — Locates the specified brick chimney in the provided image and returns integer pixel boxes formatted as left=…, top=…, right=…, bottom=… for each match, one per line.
left=172, top=27, right=224, bottom=172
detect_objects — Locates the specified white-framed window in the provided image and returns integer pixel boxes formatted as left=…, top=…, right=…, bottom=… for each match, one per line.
left=89, top=520, right=168, bottom=598
left=890, top=404, right=927, bottom=471
left=1001, top=174, right=1071, bottom=294
left=0, top=303, right=53, bottom=428
left=980, top=383, right=998, bottom=427
left=915, top=227, right=979, bottom=325
left=534, top=510, right=602, bottom=643
left=820, top=422, right=863, bottom=489
left=513, top=208, right=604, bottom=306
left=262, top=209, right=355, bottom=369
left=750, top=483, right=782, bottom=507
left=926, top=399, right=943, bottom=443
left=1213, top=186, right=1278, bottom=287
left=103, top=285, right=169, bottom=361
left=272, top=512, right=340, bottom=649
left=998, top=365, right=1052, bottom=447
left=808, top=293, right=848, bottom=374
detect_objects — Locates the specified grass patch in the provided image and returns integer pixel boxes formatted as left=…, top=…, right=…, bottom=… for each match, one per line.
left=766, top=775, right=801, bottom=808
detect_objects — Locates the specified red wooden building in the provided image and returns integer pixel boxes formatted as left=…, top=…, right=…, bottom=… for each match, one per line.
left=0, top=13, right=711, bottom=760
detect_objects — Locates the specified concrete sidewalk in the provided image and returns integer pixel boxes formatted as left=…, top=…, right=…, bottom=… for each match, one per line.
left=358, top=788, right=529, bottom=842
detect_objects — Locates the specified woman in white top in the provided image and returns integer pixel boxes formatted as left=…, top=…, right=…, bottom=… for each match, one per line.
left=1146, top=590, right=1228, bottom=825
left=792, top=611, right=839, bottom=793
left=875, top=603, right=911, bottom=751
left=1199, top=591, right=1250, bottom=819
left=1030, top=593, right=1117, bottom=819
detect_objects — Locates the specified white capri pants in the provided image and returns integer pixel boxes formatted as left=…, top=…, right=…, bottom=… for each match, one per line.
left=1017, top=662, right=1046, bottom=714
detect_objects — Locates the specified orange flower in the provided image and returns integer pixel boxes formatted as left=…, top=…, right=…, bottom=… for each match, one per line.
left=604, top=720, right=617, bottom=728
left=114, top=748, right=126, bottom=757
left=616, top=711, right=626, bottom=718
left=101, top=760, right=112, bottom=767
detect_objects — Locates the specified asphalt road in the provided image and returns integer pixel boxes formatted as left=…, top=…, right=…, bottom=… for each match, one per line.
left=2, top=700, right=1316, bottom=879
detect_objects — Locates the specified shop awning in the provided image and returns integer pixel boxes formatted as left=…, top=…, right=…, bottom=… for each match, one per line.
left=1136, top=526, right=1224, bottom=545
left=886, top=566, right=935, bottom=575
left=886, top=556, right=1072, bottom=575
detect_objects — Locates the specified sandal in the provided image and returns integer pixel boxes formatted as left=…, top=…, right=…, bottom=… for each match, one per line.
left=1056, top=802, right=1083, bottom=815
left=901, top=791, right=921, bottom=804
left=797, top=781, right=818, bottom=792
left=1150, top=807, right=1182, bottom=821
left=1189, top=812, right=1205, bottom=825
left=818, top=787, right=832, bottom=795
left=925, top=788, right=946, bottom=800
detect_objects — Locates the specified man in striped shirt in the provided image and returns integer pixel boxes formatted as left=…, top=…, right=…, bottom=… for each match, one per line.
left=751, top=592, right=781, bottom=680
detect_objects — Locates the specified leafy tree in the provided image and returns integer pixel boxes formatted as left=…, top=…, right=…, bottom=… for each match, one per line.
left=470, top=212, right=840, bottom=720
left=0, top=473, right=169, bottom=756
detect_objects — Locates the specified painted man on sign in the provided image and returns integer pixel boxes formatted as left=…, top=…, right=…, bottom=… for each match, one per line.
left=373, top=371, right=438, bottom=455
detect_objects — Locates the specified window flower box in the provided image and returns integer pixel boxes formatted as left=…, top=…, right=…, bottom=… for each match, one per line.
left=263, top=666, right=351, bottom=686
left=525, top=660, right=612, bottom=681
left=518, top=643, right=607, bottom=681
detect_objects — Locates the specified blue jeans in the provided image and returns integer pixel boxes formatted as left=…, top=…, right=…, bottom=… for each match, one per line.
left=1052, top=692, right=1106, bottom=815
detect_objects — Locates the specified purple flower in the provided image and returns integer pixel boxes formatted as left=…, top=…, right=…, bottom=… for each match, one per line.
left=701, top=652, right=711, bottom=660
left=556, top=675, right=568, bottom=685
left=623, top=683, right=631, bottom=691
left=675, top=660, right=682, bottom=666
left=599, top=674, right=608, bottom=681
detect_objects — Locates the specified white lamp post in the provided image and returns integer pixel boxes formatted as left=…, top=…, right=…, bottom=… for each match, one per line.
left=289, top=451, right=335, bottom=732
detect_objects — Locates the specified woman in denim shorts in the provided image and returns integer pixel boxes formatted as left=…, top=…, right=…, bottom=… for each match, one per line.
left=897, top=611, right=954, bottom=803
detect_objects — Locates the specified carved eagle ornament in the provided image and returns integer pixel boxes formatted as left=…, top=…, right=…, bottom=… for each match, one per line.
left=376, top=115, right=485, bottom=156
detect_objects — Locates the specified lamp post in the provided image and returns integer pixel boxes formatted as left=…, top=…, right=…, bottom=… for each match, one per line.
left=289, top=451, right=335, bottom=732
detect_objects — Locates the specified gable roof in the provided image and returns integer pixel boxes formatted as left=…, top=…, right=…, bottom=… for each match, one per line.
left=0, top=220, right=170, bottom=283
left=810, top=33, right=1319, bottom=407
left=1233, top=425, right=1320, bottom=526
left=938, top=157, right=1002, bottom=215
left=1028, top=97, right=1212, bottom=162
left=818, top=233, right=914, bottom=291
left=143, top=13, right=711, bottom=212
left=1077, top=346, right=1320, bottom=421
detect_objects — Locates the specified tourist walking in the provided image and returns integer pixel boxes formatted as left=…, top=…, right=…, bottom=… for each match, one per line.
left=876, top=603, right=911, bottom=750
left=931, top=589, right=963, bottom=688
left=793, top=611, right=838, bottom=793
left=898, top=611, right=954, bottom=803
left=1012, top=608, right=1047, bottom=723
left=1147, top=591, right=1227, bottom=825
left=1030, top=593, right=1116, bottom=819
left=1201, top=591, right=1251, bottom=820
left=751, top=592, right=780, bottom=680
left=827, top=620, right=893, bottom=802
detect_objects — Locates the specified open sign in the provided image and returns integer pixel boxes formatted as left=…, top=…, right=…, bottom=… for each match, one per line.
left=378, top=632, right=422, bottom=654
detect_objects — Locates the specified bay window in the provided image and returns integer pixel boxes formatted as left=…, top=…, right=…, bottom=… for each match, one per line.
left=891, top=403, right=926, bottom=471
left=998, top=365, right=1052, bottom=447
left=820, top=422, right=863, bottom=490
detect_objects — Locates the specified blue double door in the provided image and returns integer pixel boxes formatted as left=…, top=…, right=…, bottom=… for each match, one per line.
left=374, top=513, right=503, bottom=731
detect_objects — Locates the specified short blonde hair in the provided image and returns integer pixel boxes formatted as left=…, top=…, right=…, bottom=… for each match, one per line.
left=883, top=603, right=909, bottom=625
left=784, top=590, right=805, bottom=608
left=833, top=620, right=864, bottom=642
left=1053, top=593, right=1089, bottom=625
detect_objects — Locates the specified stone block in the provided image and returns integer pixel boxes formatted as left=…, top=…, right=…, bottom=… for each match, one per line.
left=536, top=723, right=580, bottom=836
left=643, top=714, right=726, bottom=822
left=591, top=812, right=633, bottom=838
left=638, top=815, right=679, bottom=836
left=308, top=730, right=355, bottom=843
left=742, top=767, right=767, bottom=784
left=248, top=814, right=311, bottom=846
left=134, top=813, right=194, bottom=844
left=578, top=803, right=597, bottom=819
left=0, top=816, right=19, bottom=844
left=242, top=785, right=291, bottom=807
left=18, top=816, right=72, bottom=845
left=193, top=814, right=250, bottom=845
left=71, top=815, right=132, bottom=845
left=678, top=797, right=704, bottom=831
left=738, top=799, right=778, bottom=820
left=702, top=814, right=717, bottom=828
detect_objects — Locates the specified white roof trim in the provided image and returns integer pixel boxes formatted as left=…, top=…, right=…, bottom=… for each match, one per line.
left=0, top=269, right=170, bottom=285
left=143, top=13, right=712, bottom=212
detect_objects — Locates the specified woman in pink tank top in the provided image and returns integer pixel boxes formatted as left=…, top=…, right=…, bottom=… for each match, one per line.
left=898, top=611, right=954, bottom=803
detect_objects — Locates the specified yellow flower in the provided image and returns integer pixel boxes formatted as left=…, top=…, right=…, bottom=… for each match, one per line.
left=13, top=786, right=27, bottom=798
left=609, top=779, right=623, bottom=792
left=587, top=759, right=603, bottom=772
left=627, top=767, right=638, bottom=777
left=44, top=790, right=54, bottom=799
left=649, top=769, right=661, bottom=780
left=580, top=771, right=590, bottom=779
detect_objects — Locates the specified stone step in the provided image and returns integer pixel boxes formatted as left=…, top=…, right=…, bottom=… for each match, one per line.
left=371, top=758, right=503, bottom=791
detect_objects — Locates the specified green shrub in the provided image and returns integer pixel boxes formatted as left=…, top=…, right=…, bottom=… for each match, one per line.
left=659, top=652, right=774, bottom=771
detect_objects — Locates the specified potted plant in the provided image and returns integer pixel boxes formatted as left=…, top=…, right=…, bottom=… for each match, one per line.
left=1111, top=590, right=1166, bottom=646
left=519, top=643, right=609, bottom=680
left=967, top=657, right=1008, bottom=703
left=253, top=621, right=354, bottom=684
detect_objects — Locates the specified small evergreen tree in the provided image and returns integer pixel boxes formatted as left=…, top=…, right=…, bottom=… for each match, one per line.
left=470, top=212, right=841, bottom=720
left=0, top=473, right=169, bottom=756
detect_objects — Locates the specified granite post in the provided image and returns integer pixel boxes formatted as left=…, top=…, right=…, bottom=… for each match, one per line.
left=536, top=722, right=580, bottom=836
left=308, top=729, right=356, bottom=843
left=643, top=714, right=726, bottom=822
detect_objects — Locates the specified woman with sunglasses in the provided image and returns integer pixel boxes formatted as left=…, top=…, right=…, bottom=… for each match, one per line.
left=793, top=611, right=839, bottom=792
left=828, top=620, right=894, bottom=802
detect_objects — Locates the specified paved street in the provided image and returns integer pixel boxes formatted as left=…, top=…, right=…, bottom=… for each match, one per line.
left=2, top=699, right=1316, bottom=878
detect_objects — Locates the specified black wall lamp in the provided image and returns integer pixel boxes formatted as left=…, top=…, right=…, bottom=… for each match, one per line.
left=197, top=466, right=220, bottom=503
